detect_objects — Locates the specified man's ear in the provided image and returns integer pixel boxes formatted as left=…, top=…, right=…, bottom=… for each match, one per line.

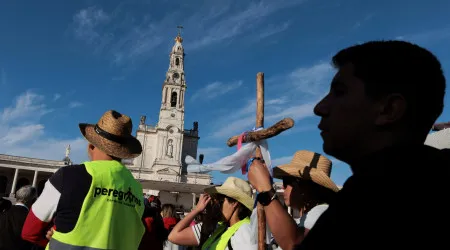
left=374, top=94, right=407, bottom=126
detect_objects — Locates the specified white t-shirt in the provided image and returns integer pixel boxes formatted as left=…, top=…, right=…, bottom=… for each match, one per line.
left=191, top=221, right=257, bottom=250
left=298, top=204, right=328, bottom=229
left=298, top=204, right=329, bottom=229
left=272, top=204, right=329, bottom=250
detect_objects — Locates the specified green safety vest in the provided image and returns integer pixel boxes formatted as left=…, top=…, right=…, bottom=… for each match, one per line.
left=201, top=217, right=250, bottom=250
left=46, top=160, right=145, bottom=250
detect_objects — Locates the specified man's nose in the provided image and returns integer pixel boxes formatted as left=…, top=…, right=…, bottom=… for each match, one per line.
left=313, top=97, right=328, bottom=117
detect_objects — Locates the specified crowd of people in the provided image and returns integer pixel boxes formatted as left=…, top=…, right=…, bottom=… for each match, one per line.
left=1, top=40, right=450, bottom=250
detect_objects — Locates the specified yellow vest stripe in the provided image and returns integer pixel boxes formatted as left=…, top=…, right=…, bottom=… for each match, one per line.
left=202, top=217, right=251, bottom=250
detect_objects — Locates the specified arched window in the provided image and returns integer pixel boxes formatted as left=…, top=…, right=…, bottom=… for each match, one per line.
left=38, top=179, right=47, bottom=196
left=16, top=178, right=30, bottom=191
left=175, top=58, right=180, bottom=66
left=0, top=176, right=7, bottom=194
left=171, top=92, right=177, bottom=107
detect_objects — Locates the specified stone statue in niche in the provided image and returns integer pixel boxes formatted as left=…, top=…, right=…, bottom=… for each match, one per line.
left=193, top=121, right=198, bottom=131
left=166, top=139, right=173, bottom=158
left=140, top=116, right=146, bottom=125
left=65, top=145, right=71, bottom=158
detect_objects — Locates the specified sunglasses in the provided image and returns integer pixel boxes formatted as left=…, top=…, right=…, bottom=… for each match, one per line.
left=210, top=194, right=225, bottom=204
left=283, top=177, right=307, bottom=188
left=283, top=178, right=313, bottom=190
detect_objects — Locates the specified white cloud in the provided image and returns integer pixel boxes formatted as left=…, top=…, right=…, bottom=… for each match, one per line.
left=395, top=26, right=450, bottom=45
left=0, top=91, right=53, bottom=123
left=188, top=0, right=306, bottom=50
left=191, top=80, right=243, bottom=101
left=69, top=102, right=83, bottom=108
left=289, top=62, right=334, bottom=96
left=0, top=91, right=87, bottom=164
left=53, top=93, right=61, bottom=101
left=70, top=5, right=167, bottom=67
left=266, top=102, right=316, bottom=121
left=0, top=138, right=88, bottom=164
left=271, top=156, right=292, bottom=166
left=208, top=61, right=334, bottom=139
left=0, top=124, right=44, bottom=145
left=209, top=100, right=316, bottom=139
left=258, top=21, right=291, bottom=39
left=351, top=13, right=374, bottom=30
left=266, top=97, right=288, bottom=105
left=69, top=0, right=307, bottom=68
left=73, top=6, right=110, bottom=44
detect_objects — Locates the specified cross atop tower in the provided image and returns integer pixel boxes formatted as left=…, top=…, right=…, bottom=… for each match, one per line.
left=177, top=25, right=183, bottom=37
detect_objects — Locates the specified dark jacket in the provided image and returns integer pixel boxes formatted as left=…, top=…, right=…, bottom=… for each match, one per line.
left=0, top=205, right=34, bottom=250
left=295, top=145, right=450, bottom=249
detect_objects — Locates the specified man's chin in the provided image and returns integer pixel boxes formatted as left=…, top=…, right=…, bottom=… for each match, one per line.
left=322, top=142, right=337, bottom=157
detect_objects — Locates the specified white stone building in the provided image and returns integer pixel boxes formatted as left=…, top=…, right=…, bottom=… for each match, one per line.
left=0, top=154, right=70, bottom=198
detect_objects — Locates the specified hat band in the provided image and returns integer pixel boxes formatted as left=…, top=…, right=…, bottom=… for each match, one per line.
left=94, top=124, right=128, bottom=144
left=310, top=153, right=320, bottom=168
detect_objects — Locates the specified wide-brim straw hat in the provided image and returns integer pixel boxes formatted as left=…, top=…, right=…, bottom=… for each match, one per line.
left=273, top=150, right=339, bottom=192
left=79, top=110, right=142, bottom=159
left=205, top=177, right=254, bottom=211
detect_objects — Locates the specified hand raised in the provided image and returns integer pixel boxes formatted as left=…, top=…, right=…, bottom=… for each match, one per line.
left=195, top=193, right=211, bottom=212
left=248, top=158, right=272, bottom=192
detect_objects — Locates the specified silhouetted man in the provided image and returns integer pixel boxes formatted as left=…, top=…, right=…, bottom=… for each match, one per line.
left=249, top=40, right=450, bottom=249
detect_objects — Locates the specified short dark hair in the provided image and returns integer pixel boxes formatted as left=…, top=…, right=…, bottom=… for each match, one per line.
left=332, top=40, right=446, bottom=137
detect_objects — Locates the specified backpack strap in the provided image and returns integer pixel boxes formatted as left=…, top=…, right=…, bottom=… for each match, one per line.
left=227, top=239, right=233, bottom=250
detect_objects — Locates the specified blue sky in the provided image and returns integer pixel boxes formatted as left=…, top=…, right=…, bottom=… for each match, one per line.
left=1, top=0, right=450, bottom=186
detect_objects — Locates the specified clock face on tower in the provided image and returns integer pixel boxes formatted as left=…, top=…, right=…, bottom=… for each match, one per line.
left=173, top=73, right=179, bottom=79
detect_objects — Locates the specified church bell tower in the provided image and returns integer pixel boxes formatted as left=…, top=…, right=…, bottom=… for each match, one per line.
left=158, top=29, right=186, bottom=130
left=152, top=28, right=186, bottom=174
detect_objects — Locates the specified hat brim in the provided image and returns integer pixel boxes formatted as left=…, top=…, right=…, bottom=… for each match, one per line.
left=79, top=123, right=142, bottom=159
left=274, top=164, right=340, bottom=192
left=205, top=186, right=254, bottom=211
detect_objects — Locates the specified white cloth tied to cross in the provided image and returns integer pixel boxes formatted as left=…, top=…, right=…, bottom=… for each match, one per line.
left=186, top=130, right=274, bottom=244
left=186, top=139, right=272, bottom=175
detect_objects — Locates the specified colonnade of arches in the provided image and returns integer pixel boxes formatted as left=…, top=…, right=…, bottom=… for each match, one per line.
left=0, top=174, right=47, bottom=197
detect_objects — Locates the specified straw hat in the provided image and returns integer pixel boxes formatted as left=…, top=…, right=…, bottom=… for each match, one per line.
left=205, top=177, right=254, bottom=211
left=273, top=150, right=339, bottom=192
left=79, top=110, right=142, bottom=159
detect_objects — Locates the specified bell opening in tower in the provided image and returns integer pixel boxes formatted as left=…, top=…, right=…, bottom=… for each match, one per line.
left=171, top=92, right=177, bottom=107
left=175, top=58, right=180, bottom=66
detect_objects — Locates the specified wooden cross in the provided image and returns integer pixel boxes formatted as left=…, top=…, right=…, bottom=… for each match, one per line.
left=227, top=72, right=294, bottom=250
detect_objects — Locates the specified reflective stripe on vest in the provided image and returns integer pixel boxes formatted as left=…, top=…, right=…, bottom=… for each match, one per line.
left=46, top=161, right=145, bottom=250
left=48, top=238, right=102, bottom=250
left=201, top=217, right=250, bottom=250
